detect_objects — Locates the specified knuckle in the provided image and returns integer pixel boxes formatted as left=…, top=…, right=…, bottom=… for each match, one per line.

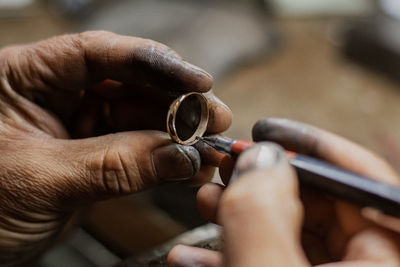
left=88, top=141, right=139, bottom=195
left=76, top=30, right=115, bottom=59
left=77, top=30, right=114, bottom=43
left=86, top=134, right=161, bottom=196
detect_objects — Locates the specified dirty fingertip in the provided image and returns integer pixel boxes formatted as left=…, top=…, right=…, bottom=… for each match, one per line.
left=152, top=144, right=201, bottom=181
left=230, top=142, right=286, bottom=183
left=252, top=117, right=284, bottom=141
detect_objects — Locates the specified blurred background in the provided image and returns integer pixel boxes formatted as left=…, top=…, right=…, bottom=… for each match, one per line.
left=2, top=0, right=400, bottom=266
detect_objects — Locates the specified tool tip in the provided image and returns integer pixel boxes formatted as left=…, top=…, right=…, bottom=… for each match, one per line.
left=196, top=136, right=215, bottom=147
left=200, top=136, right=214, bottom=141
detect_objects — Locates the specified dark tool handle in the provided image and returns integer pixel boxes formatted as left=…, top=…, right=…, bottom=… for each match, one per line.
left=291, top=154, right=400, bottom=218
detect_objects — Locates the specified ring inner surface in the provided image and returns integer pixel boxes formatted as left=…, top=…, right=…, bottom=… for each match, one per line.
left=167, top=92, right=208, bottom=145
left=175, top=94, right=202, bottom=141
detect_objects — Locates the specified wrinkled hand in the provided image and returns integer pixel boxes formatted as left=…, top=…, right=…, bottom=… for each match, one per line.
left=168, top=118, right=400, bottom=267
left=0, top=31, right=231, bottom=266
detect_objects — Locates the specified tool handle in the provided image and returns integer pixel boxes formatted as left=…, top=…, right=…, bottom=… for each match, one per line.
left=231, top=140, right=254, bottom=155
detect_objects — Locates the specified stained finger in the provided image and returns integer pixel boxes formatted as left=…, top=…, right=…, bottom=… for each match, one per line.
left=52, top=131, right=202, bottom=204
left=6, top=31, right=213, bottom=94
left=252, top=118, right=399, bottom=184
left=92, top=90, right=231, bottom=138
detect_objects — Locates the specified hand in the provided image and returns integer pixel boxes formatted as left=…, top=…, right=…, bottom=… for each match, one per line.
left=168, top=118, right=400, bottom=267
left=0, top=31, right=231, bottom=266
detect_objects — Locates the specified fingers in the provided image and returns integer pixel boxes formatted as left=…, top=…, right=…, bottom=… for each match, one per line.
left=197, top=183, right=224, bottom=222
left=168, top=245, right=222, bottom=267
left=362, top=208, right=400, bottom=234
left=102, top=92, right=232, bottom=135
left=252, top=118, right=399, bottom=185
left=252, top=118, right=400, bottom=264
left=315, top=228, right=400, bottom=267
left=70, top=89, right=231, bottom=142
left=48, top=131, right=202, bottom=204
left=218, top=143, right=308, bottom=267
left=81, top=31, right=213, bottom=92
left=344, top=228, right=400, bottom=264
left=3, top=31, right=212, bottom=94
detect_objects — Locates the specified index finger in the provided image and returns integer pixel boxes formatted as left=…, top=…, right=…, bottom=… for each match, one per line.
left=3, top=31, right=213, bottom=94
left=252, top=118, right=399, bottom=186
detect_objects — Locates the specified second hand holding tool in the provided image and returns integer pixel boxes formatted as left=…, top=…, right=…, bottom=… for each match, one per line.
left=198, top=136, right=400, bottom=218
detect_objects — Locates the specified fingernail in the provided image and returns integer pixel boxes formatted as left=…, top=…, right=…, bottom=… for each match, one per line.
left=230, top=142, right=284, bottom=183
left=152, top=144, right=201, bottom=181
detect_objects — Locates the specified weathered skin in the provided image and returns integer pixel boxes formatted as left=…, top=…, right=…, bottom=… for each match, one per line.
left=169, top=118, right=400, bottom=267
left=0, top=31, right=232, bottom=266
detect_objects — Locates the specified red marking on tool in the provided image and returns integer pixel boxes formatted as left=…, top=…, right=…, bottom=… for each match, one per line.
left=231, top=140, right=254, bottom=154
left=230, top=139, right=298, bottom=159
left=285, top=150, right=298, bottom=159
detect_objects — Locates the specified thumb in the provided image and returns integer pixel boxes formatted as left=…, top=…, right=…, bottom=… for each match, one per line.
left=51, top=130, right=200, bottom=203
left=218, top=143, right=308, bottom=267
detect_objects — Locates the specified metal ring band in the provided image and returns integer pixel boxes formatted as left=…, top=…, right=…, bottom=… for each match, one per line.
left=167, top=92, right=209, bottom=145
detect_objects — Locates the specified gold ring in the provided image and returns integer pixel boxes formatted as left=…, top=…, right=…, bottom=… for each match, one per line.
left=167, top=92, right=209, bottom=145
